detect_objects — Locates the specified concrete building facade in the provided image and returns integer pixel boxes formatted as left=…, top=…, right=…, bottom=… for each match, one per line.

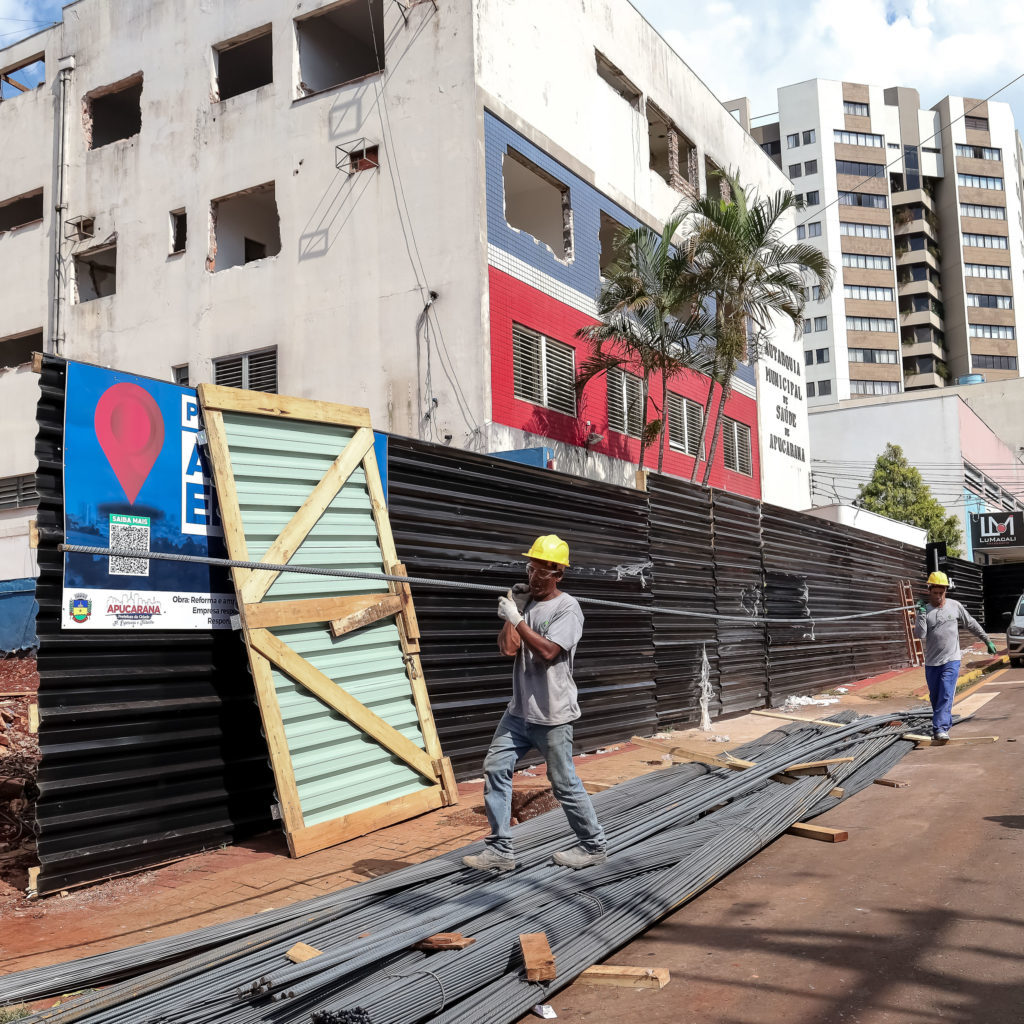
left=0, top=0, right=810, bottom=583
left=752, top=79, right=1024, bottom=407
left=809, top=392, right=1024, bottom=562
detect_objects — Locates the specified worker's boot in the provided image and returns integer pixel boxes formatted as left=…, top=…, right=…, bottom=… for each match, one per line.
left=462, top=848, right=515, bottom=872
left=552, top=845, right=608, bottom=869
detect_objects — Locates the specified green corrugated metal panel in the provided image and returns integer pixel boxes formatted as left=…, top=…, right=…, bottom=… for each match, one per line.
left=223, top=413, right=389, bottom=602
left=220, top=411, right=431, bottom=829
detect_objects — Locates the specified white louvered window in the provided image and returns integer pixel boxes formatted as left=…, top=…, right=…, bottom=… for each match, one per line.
left=606, top=366, right=644, bottom=438
left=511, top=324, right=576, bottom=416
left=213, top=347, right=278, bottom=392
left=722, top=417, right=752, bottom=476
left=0, top=474, right=37, bottom=511
left=666, top=392, right=704, bottom=458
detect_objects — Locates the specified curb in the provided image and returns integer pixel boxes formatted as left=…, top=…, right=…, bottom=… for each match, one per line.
left=912, top=655, right=1010, bottom=700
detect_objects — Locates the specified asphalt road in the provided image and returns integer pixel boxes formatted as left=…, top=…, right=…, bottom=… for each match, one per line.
left=531, top=667, right=1024, bottom=1024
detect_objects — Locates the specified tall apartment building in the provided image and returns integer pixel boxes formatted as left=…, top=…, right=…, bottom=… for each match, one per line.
left=751, top=80, right=1024, bottom=406
left=0, top=0, right=811, bottom=582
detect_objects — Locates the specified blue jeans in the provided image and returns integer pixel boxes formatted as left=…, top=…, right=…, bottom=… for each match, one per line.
left=482, top=712, right=607, bottom=858
left=925, top=660, right=960, bottom=734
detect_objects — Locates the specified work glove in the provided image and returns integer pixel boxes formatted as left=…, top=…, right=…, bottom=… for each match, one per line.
left=915, top=600, right=928, bottom=619
left=498, top=592, right=524, bottom=628
left=509, top=583, right=532, bottom=615
left=986, top=640, right=997, bottom=655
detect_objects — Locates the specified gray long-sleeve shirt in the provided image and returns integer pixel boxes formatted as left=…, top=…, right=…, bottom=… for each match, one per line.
left=913, top=598, right=990, bottom=666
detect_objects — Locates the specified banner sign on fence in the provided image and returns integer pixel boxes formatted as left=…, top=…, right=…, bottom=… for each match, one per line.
left=970, top=510, right=1024, bottom=551
left=62, top=361, right=236, bottom=629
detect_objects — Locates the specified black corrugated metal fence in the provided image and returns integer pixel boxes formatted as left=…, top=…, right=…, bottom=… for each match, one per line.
left=32, top=359, right=932, bottom=891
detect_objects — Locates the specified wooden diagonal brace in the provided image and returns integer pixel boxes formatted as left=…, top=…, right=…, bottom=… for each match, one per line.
left=249, top=627, right=438, bottom=781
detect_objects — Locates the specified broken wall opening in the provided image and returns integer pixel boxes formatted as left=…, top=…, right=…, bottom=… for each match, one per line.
left=599, top=211, right=627, bottom=277
left=503, top=149, right=573, bottom=261
left=0, top=188, right=44, bottom=232
left=648, top=101, right=697, bottom=194
left=215, top=26, right=273, bottom=100
left=0, top=54, right=44, bottom=102
left=296, top=0, right=384, bottom=96
left=210, top=183, right=281, bottom=271
left=85, top=74, right=143, bottom=149
left=0, top=328, right=42, bottom=368
left=170, top=209, right=187, bottom=253
left=74, top=243, right=117, bottom=301
left=595, top=51, right=640, bottom=107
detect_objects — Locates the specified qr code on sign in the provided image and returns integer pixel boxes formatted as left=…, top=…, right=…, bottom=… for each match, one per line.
left=109, top=516, right=150, bottom=577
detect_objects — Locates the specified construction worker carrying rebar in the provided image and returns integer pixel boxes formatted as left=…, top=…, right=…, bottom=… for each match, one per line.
left=462, top=535, right=608, bottom=873
left=914, top=570, right=997, bottom=741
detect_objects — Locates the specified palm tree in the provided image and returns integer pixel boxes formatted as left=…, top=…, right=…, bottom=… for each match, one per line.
left=576, top=216, right=713, bottom=474
left=680, top=172, right=834, bottom=486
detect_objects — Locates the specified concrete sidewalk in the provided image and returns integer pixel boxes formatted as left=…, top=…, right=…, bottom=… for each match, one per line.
left=534, top=664, right=1023, bottom=1024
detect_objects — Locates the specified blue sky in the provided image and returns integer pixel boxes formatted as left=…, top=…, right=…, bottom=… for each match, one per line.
left=3, top=1, right=1024, bottom=131
left=632, top=0, right=1024, bottom=130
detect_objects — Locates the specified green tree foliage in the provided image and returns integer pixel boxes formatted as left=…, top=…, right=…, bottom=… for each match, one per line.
left=856, top=442, right=963, bottom=555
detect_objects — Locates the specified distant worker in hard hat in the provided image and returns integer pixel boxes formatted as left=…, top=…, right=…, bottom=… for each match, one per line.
left=462, top=534, right=608, bottom=873
left=914, top=570, right=997, bottom=740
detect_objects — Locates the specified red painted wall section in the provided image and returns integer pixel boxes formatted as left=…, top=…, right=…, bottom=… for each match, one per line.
left=488, top=267, right=761, bottom=498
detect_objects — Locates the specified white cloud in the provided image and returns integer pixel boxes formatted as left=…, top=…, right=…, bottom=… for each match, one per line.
left=0, top=0, right=62, bottom=48
left=634, top=0, right=1024, bottom=128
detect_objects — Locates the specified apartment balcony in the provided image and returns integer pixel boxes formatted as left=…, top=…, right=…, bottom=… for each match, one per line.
left=894, top=211, right=939, bottom=239
left=901, top=335, right=946, bottom=361
left=900, top=307, right=944, bottom=331
left=890, top=184, right=937, bottom=213
left=896, top=276, right=942, bottom=301
left=895, top=245, right=941, bottom=272
left=904, top=371, right=945, bottom=389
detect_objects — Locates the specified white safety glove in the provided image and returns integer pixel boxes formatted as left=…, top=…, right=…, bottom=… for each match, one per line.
left=498, top=592, right=524, bottom=628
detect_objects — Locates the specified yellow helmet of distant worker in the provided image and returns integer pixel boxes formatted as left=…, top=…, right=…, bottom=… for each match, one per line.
left=523, top=534, right=570, bottom=567
left=926, top=571, right=950, bottom=587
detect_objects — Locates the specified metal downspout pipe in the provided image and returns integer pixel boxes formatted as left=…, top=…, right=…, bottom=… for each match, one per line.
left=51, top=55, right=75, bottom=356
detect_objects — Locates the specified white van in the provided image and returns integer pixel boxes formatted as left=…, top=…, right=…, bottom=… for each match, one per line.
left=1008, top=593, right=1024, bottom=667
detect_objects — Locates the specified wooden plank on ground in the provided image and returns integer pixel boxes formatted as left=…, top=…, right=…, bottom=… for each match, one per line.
left=874, top=778, right=910, bottom=788
left=630, top=735, right=755, bottom=770
left=751, top=710, right=845, bottom=728
left=786, top=823, right=848, bottom=843
left=285, top=942, right=324, bottom=963
left=520, top=932, right=556, bottom=981
left=414, top=932, right=476, bottom=951
left=904, top=733, right=999, bottom=747
left=28, top=703, right=38, bottom=734
left=583, top=779, right=617, bottom=794
left=579, top=966, right=671, bottom=990
left=782, top=758, right=854, bottom=775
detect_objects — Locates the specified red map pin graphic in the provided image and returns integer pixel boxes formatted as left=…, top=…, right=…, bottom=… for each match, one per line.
left=94, top=383, right=165, bottom=504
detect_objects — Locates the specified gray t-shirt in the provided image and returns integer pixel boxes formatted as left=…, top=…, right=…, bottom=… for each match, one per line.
left=914, top=597, right=989, bottom=666
left=507, top=592, right=585, bottom=725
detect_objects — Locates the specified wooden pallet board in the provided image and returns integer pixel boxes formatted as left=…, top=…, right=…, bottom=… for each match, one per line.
left=579, top=965, right=671, bottom=989
left=198, top=385, right=457, bottom=858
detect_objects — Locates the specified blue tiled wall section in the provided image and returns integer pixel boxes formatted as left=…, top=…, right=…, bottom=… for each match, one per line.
left=485, top=111, right=641, bottom=302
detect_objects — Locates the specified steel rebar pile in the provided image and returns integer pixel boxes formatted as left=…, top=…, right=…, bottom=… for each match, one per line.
left=1, top=708, right=943, bottom=1024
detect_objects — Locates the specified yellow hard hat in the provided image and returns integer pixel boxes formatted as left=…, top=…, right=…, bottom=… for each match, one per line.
left=522, top=534, right=570, bottom=567
left=926, top=571, right=949, bottom=587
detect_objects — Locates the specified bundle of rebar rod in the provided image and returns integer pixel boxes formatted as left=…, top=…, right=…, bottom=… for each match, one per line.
left=1, top=708, right=941, bottom=1024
